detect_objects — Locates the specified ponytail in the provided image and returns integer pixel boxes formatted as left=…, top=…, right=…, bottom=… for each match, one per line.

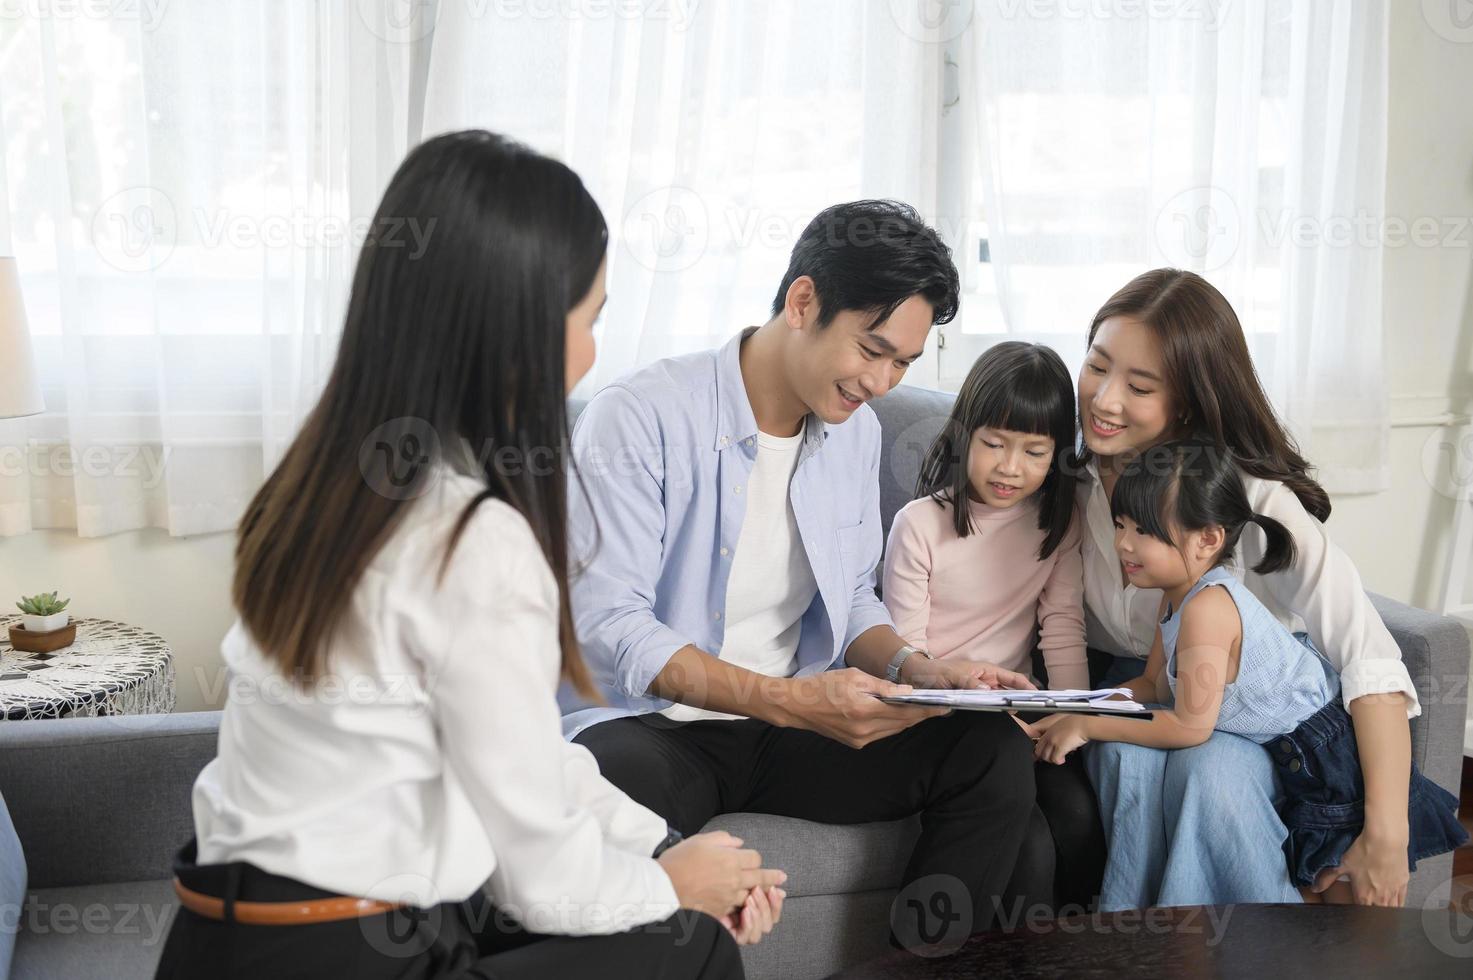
left=1247, top=512, right=1296, bottom=574
left=1112, top=440, right=1301, bottom=576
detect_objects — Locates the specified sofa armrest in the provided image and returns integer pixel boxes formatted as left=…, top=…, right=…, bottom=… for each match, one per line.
left=0, top=711, right=222, bottom=889
left=1368, top=593, right=1469, bottom=796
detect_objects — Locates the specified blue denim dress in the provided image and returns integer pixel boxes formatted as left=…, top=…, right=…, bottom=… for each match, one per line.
left=1162, top=566, right=1467, bottom=887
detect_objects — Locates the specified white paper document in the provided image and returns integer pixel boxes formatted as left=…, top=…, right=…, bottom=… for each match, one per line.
left=875, top=687, right=1151, bottom=715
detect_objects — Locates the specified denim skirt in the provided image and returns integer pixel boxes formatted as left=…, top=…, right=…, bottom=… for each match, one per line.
left=1271, top=699, right=1468, bottom=887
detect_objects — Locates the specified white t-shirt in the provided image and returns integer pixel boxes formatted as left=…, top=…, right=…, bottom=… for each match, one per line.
left=663, top=429, right=817, bottom=722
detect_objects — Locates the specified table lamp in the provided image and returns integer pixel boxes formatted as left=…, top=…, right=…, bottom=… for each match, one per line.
left=0, top=256, right=43, bottom=419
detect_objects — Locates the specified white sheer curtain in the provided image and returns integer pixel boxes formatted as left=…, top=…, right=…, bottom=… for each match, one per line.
left=1, top=0, right=945, bottom=538
left=0, top=2, right=429, bottom=537
left=3, top=1, right=1389, bottom=539
left=959, top=0, right=1391, bottom=492
left=422, top=0, right=943, bottom=395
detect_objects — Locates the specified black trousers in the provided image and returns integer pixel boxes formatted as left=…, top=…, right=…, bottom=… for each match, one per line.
left=574, top=710, right=1037, bottom=951
left=1011, top=753, right=1108, bottom=913
left=1015, top=648, right=1108, bottom=913
left=153, top=841, right=743, bottom=980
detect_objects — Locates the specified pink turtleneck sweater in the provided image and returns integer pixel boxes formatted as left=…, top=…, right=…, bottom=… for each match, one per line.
left=882, top=493, right=1089, bottom=690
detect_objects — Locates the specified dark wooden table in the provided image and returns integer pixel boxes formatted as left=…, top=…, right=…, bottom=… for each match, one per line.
left=829, top=903, right=1473, bottom=978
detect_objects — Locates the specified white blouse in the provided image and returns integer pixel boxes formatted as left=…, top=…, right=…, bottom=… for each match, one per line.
left=1078, top=458, right=1420, bottom=718
left=193, top=466, right=680, bottom=934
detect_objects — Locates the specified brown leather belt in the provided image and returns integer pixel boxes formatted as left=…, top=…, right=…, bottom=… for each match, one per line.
left=173, top=877, right=404, bottom=925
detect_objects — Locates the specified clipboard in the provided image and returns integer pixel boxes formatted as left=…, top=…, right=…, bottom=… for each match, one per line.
left=875, top=692, right=1154, bottom=720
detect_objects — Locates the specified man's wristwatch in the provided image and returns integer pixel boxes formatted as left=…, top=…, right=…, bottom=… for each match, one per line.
left=652, top=827, right=683, bottom=859
left=885, top=644, right=930, bottom=684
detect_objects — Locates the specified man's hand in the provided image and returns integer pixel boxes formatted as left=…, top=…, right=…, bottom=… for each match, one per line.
left=1033, top=715, right=1091, bottom=764
left=774, top=668, right=949, bottom=749
left=901, top=655, right=1037, bottom=692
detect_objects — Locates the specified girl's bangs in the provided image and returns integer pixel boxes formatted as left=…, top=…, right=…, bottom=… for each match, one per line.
left=970, top=375, right=1069, bottom=438
left=1110, top=465, right=1176, bottom=543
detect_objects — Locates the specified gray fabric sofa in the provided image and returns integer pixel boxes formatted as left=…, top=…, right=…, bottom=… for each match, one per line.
left=1, top=385, right=1467, bottom=980
left=1, top=790, right=23, bottom=979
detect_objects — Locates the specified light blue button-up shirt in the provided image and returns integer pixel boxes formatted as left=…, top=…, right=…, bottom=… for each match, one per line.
left=562, top=328, right=893, bottom=738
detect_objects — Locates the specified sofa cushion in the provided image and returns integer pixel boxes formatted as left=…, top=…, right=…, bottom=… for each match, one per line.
left=868, top=384, right=956, bottom=540
left=0, top=712, right=221, bottom=889
left=1, top=789, right=24, bottom=980
left=11, top=879, right=176, bottom=980
left=735, top=888, right=895, bottom=980
left=701, top=812, right=918, bottom=898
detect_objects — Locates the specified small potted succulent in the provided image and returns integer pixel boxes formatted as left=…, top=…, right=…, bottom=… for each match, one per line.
left=17, top=591, right=70, bottom=633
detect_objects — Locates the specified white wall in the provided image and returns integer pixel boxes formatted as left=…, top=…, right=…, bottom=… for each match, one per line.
left=1330, top=5, right=1473, bottom=616
left=3, top=4, right=1470, bottom=715
left=1, top=529, right=236, bottom=712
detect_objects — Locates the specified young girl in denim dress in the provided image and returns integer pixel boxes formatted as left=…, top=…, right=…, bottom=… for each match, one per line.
left=1033, top=439, right=1466, bottom=903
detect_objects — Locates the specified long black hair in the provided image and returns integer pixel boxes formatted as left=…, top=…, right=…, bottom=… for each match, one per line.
left=234, top=130, right=604, bottom=696
left=1110, top=439, right=1297, bottom=575
left=915, top=342, right=1078, bottom=559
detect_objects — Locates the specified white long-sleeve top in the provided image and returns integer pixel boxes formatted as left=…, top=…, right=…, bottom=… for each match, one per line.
left=193, top=466, right=680, bottom=934
left=1078, top=457, right=1421, bottom=718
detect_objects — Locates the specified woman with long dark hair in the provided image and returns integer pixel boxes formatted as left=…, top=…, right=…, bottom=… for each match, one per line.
left=1071, top=268, right=1420, bottom=910
left=154, top=131, right=779, bottom=978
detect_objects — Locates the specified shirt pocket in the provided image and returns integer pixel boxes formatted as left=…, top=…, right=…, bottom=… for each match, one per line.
left=836, top=520, right=871, bottom=580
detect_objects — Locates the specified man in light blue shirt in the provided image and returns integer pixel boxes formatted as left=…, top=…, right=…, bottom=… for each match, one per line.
left=566, top=201, right=1037, bottom=951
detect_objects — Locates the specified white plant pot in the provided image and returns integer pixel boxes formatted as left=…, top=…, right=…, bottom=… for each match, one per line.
left=22, top=612, right=69, bottom=633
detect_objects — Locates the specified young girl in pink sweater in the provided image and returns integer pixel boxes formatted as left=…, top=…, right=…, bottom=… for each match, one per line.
left=883, top=341, right=1099, bottom=911
left=884, top=341, right=1088, bottom=690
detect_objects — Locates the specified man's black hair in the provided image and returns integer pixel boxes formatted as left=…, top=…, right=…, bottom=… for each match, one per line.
left=770, top=200, right=960, bottom=329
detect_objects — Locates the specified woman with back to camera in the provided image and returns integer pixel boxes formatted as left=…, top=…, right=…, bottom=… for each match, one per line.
left=153, top=130, right=783, bottom=979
